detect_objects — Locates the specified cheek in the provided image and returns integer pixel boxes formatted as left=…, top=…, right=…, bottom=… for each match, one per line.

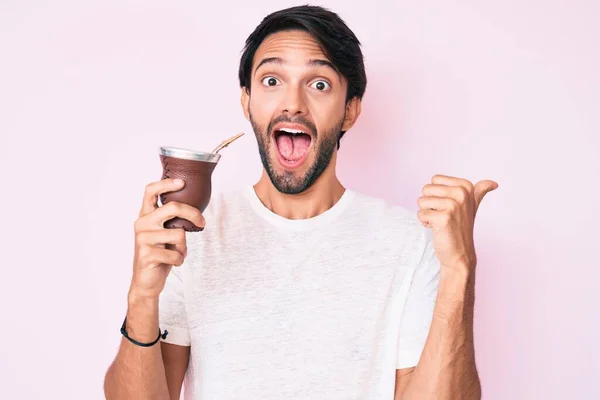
left=250, top=88, right=281, bottom=115
left=250, top=93, right=281, bottom=129
left=307, top=95, right=345, bottom=131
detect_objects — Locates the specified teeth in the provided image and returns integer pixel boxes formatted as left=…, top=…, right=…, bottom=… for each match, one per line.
left=280, top=127, right=305, bottom=135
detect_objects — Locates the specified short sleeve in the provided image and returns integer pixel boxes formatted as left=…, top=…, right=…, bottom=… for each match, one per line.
left=396, top=228, right=440, bottom=369
left=158, top=266, right=191, bottom=346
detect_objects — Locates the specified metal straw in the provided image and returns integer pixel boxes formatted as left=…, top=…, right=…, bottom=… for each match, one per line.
left=211, top=132, right=245, bottom=154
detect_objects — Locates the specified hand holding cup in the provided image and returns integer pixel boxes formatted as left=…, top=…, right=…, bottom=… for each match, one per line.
left=130, top=178, right=206, bottom=300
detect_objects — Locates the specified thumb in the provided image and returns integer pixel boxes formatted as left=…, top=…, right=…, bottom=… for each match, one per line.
left=473, top=180, right=499, bottom=212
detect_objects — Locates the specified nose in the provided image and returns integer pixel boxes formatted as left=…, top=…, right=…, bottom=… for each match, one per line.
left=280, top=85, right=308, bottom=116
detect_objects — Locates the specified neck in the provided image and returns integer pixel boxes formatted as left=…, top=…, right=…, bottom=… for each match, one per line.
left=253, top=164, right=345, bottom=220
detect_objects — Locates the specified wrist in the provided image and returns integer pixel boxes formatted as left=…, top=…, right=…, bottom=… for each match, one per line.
left=440, top=259, right=476, bottom=283
left=437, top=266, right=476, bottom=307
left=126, top=291, right=160, bottom=342
left=127, top=289, right=160, bottom=307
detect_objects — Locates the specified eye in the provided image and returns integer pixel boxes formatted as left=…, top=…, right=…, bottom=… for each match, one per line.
left=310, top=80, right=331, bottom=91
left=261, top=77, right=280, bottom=87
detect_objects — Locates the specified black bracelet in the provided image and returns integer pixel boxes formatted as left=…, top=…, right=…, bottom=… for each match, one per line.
left=120, top=317, right=169, bottom=347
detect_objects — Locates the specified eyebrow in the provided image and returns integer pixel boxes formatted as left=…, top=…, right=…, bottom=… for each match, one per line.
left=253, top=57, right=341, bottom=79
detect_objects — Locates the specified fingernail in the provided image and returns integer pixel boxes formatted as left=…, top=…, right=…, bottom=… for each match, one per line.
left=174, top=179, right=184, bottom=185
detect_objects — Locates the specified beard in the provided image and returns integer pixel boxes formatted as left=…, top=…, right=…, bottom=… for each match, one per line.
left=249, top=111, right=344, bottom=195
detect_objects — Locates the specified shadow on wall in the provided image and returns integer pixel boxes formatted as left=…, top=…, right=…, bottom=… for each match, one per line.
left=337, top=62, right=430, bottom=210
left=473, top=233, right=541, bottom=399
left=338, top=56, right=484, bottom=211
left=336, top=65, right=407, bottom=205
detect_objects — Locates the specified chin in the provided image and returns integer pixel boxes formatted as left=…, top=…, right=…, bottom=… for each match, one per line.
left=264, top=150, right=316, bottom=195
left=270, top=147, right=313, bottom=173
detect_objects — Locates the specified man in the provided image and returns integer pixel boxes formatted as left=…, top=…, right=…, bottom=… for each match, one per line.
left=104, top=5, right=497, bottom=399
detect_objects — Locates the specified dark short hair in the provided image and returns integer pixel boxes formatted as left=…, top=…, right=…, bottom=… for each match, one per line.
left=238, top=5, right=367, bottom=148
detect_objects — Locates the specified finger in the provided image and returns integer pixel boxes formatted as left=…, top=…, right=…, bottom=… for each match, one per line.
left=473, top=180, right=499, bottom=212
left=423, top=184, right=471, bottom=205
left=422, top=183, right=453, bottom=198
left=417, top=208, right=433, bottom=228
left=417, top=196, right=455, bottom=211
left=165, top=243, right=186, bottom=258
left=151, top=201, right=206, bottom=229
left=141, top=247, right=185, bottom=267
left=431, top=175, right=474, bottom=193
left=137, top=228, right=187, bottom=256
left=140, top=178, right=185, bottom=217
left=417, top=209, right=450, bottom=230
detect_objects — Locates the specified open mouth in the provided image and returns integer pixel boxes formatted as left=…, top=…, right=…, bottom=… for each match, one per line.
left=273, top=127, right=312, bottom=166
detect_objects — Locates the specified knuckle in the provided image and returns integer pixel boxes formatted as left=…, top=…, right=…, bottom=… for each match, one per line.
left=174, top=256, right=185, bottom=267
left=134, top=215, right=150, bottom=232
left=144, top=182, right=154, bottom=196
left=442, top=212, right=451, bottom=225
left=137, top=245, right=151, bottom=261
left=456, top=187, right=468, bottom=202
left=168, top=201, right=181, bottom=212
left=447, top=199, right=458, bottom=211
left=134, top=231, right=145, bottom=245
left=172, top=252, right=185, bottom=266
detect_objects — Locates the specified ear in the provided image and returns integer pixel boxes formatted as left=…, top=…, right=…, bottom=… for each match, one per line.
left=341, top=97, right=362, bottom=132
left=241, top=87, right=250, bottom=121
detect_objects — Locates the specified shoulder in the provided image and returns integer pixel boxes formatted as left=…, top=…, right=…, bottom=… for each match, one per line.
left=348, top=189, right=425, bottom=233
left=347, top=189, right=433, bottom=259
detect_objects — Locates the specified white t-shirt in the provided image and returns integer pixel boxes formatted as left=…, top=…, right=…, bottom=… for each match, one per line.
left=159, top=186, right=440, bottom=399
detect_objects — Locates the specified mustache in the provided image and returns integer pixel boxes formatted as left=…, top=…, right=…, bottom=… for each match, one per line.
left=267, top=115, right=318, bottom=138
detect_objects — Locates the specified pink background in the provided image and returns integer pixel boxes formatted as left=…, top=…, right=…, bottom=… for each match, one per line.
left=1, top=1, right=598, bottom=399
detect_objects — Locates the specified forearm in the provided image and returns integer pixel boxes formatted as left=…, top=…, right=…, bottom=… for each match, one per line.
left=104, top=294, right=170, bottom=400
left=401, top=267, right=481, bottom=400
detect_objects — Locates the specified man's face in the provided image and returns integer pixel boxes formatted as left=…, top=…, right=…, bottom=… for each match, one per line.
left=241, top=30, right=360, bottom=194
